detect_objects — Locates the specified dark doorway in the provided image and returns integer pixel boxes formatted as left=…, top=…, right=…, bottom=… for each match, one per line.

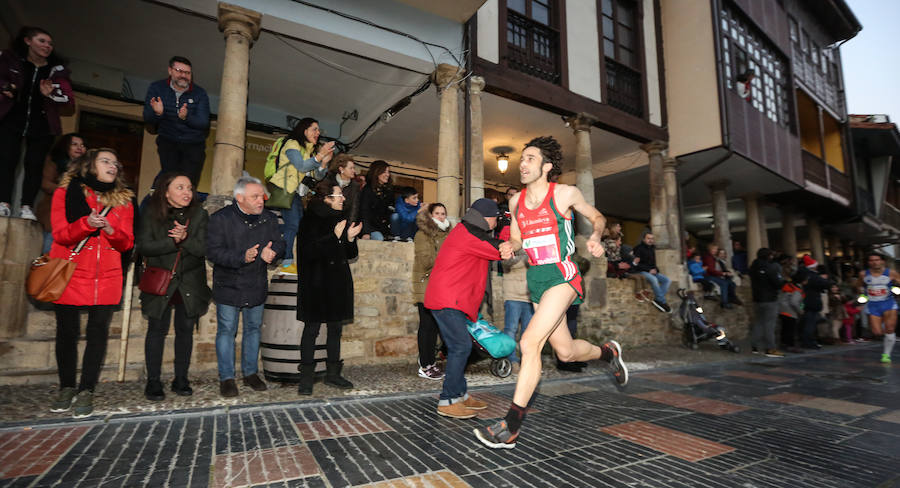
left=78, top=111, right=144, bottom=190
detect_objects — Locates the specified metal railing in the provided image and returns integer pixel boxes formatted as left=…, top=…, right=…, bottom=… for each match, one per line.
left=506, top=10, right=561, bottom=84
left=605, top=58, right=643, bottom=118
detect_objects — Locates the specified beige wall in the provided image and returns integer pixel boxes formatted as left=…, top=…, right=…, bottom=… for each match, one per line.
left=661, top=0, right=722, bottom=156
left=643, top=0, right=662, bottom=126
left=565, top=0, right=602, bottom=102
left=476, top=0, right=500, bottom=63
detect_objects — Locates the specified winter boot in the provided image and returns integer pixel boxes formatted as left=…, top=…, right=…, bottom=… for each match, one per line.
left=297, top=363, right=316, bottom=396
left=324, top=361, right=353, bottom=389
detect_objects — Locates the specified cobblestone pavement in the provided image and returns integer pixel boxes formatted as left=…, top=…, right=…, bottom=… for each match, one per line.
left=1, top=345, right=898, bottom=487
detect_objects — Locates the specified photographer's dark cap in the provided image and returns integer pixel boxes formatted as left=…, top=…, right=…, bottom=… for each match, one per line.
left=471, top=198, right=500, bottom=218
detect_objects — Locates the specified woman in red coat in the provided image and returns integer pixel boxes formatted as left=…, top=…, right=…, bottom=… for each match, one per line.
left=48, top=148, right=134, bottom=418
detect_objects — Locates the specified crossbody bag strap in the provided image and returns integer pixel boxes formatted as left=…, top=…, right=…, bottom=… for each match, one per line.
left=69, top=205, right=112, bottom=258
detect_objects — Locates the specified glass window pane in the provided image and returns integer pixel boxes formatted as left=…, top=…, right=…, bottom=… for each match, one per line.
left=602, top=0, right=613, bottom=16
left=604, top=39, right=616, bottom=57
left=532, top=1, right=549, bottom=24
left=508, top=0, right=525, bottom=14
left=603, top=16, right=615, bottom=37
left=618, top=1, right=634, bottom=28
left=620, top=47, right=633, bottom=67
left=620, top=26, right=634, bottom=49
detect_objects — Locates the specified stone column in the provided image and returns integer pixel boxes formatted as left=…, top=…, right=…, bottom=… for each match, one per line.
left=641, top=141, right=669, bottom=247
left=828, top=235, right=842, bottom=258
left=808, top=218, right=825, bottom=264
left=757, top=202, right=770, bottom=248
left=662, top=157, right=681, bottom=256
left=208, top=3, right=261, bottom=210
left=708, top=179, right=732, bottom=257
left=565, top=113, right=599, bottom=235
left=781, top=209, right=798, bottom=257
left=433, top=64, right=463, bottom=218
left=468, top=76, right=486, bottom=203
left=742, top=193, right=762, bottom=261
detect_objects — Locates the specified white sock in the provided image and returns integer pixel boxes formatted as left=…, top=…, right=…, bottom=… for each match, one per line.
left=884, top=333, right=896, bottom=356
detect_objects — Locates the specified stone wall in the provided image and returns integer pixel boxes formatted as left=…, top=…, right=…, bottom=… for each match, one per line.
left=1, top=238, right=754, bottom=385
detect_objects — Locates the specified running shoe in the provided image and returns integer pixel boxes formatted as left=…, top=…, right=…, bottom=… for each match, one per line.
left=881, top=353, right=892, bottom=364
left=604, top=340, right=628, bottom=386
left=0, top=202, right=9, bottom=217
left=18, top=205, right=36, bottom=221
left=474, top=420, right=518, bottom=449
left=764, top=349, right=785, bottom=358
left=417, top=363, right=444, bottom=380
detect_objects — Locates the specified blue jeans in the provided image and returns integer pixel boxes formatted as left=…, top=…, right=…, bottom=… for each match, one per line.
left=280, top=194, right=303, bottom=263
left=390, top=213, right=416, bottom=240
left=42, top=231, right=53, bottom=254
left=215, top=303, right=264, bottom=381
left=431, top=308, right=473, bottom=401
left=503, top=300, right=533, bottom=363
left=639, top=271, right=671, bottom=303
left=368, top=231, right=385, bottom=241
left=706, top=276, right=734, bottom=306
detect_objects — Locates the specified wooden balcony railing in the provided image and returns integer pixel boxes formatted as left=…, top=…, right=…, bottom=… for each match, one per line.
left=506, top=10, right=561, bottom=85
left=802, top=149, right=852, bottom=202
left=605, top=58, right=643, bottom=118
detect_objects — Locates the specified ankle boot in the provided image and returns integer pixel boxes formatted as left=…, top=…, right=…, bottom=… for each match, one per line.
left=297, top=363, right=316, bottom=396
left=171, top=376, right=193, bottom=396
left=145, top=379, right=165, bottom=401
left=324, top=360, right=353, bottom=389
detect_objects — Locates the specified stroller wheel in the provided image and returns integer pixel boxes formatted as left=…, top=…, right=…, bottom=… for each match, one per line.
left=730, top=345, right=741, bottom=353
left=491, top=358, right=512, bottom=378
left=690, top=342, right=699, bottom=350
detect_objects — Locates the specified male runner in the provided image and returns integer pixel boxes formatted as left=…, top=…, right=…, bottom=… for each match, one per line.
left=474, top=136, right=627, bottom=449
left=859, top=253, right=899, bottom=363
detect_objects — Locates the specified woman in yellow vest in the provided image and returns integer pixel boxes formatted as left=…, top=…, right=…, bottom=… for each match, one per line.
left=272, top=117, right=334, bottom=275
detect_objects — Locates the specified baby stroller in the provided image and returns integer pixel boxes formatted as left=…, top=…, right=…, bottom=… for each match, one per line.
left=467, top=316, right=515, bottom=378
left=677, top=289, right=740, bottom=352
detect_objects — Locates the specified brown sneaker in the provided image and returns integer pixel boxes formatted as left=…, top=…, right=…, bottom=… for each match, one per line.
left=463, top=395, right=488, bottom=410
left=764, top=349, right=785, bottom=358
left=220, top=379, right=239, bottom=398
left=242, top=373, right=268, bottom=391
left=437, top=402, right=477, bottom=419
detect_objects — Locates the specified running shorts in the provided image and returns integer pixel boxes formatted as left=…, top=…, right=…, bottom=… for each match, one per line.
left=867, top=299, right=898, bottom=318
left=527, top=261, right=584, bottom=305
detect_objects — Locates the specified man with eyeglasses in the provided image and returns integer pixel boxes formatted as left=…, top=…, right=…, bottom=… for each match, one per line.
left=143, top=56, right=210, bottom=186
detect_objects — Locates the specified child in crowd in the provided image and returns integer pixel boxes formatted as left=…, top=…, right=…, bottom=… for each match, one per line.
left=390, top=186, right=421, bottom=241
left=842, top=297, right=862, bottom=343
left=826, top=284, right=847, bottom=345
left=687, top=254, right=715, bottom=299
left=778, top=269, right=806, bottom=353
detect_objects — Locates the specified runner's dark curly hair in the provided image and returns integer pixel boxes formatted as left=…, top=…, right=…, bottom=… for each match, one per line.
left=524, top=136, right=563, bottom=182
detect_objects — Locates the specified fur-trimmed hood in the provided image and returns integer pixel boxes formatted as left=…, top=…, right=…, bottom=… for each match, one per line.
left=58, top=172, right=134, bottom=208
left=416, top=209, right=450, bottom=237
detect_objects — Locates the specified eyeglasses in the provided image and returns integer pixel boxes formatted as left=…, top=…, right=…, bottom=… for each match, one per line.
left=328, top=194, right=346, bottom=199
left=172, top=67, right=192, bottom=75
left=97, top=157, right=122, bottom=169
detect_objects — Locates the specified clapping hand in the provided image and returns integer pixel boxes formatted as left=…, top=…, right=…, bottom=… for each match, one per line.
left=86, top=209, right=107, bottom=228
left=245, top=243, right=260, bottom=263
left=149, top=97, right=164, bottom=116
left=1, top=83, right=15, bottom=99
left=347, top=222, right=362, bottom=241
left=178, top=103, right=188, bottom=120
left=168, top=221, right=188, bottom=243
left=317, top=141, right=336, bottom=165
left=334, top=219, right=347, bottom=239
left=260, top=241, right=276, bottom=264
left=39, top=79, right=53, bottom=97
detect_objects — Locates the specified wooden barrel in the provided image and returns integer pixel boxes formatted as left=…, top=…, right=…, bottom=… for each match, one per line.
left=260, top=275, right=326, bottom=383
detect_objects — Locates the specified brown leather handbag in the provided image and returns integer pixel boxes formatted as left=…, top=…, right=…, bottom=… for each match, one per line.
left=138, top=250, right=181, bottom=296
left=26, top=236, right=89, bottom=302
left=27, top=206, right=111, bottom=303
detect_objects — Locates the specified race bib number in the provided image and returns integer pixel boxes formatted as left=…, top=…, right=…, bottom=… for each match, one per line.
left=870, top=287, right=888, bottom=298
left=523, top=234, right=560, bottom=265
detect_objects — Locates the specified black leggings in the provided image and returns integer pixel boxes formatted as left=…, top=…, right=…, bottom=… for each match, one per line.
left=417, top=302, right=441, bottom=366
left=54, top=304, right=115, bottom=392
left=145, top=300, right=195, bottom=380
left=300, top=322, right=343, bottom=365
left=0, top=125, right=53, bottom=206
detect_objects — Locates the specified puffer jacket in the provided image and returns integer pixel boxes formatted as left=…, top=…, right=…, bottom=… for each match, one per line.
left=412, top=210, right=450, bottom=303
left=502, top=250, right=530, bottom=303
left=206, top=203, right=286, bottom=308
left=0, top=50, right=74, bottom=135
left=49, top=175, right=134, bottom=306
left=136, top=203, right=212, bottom=320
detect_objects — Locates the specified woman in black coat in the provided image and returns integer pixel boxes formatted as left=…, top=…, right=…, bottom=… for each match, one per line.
left=136, top=172, right=211, bottom=401
left=297, top=180, right=362, bottom=395
left=358, top=160, right=393, bottom=240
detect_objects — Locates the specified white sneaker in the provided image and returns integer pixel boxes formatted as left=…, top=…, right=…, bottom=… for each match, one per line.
left=18, top=205, right=36, bottom=221
left=0, top=202, right=10, bottom=217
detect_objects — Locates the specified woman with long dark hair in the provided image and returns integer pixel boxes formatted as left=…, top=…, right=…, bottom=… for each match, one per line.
left=296, top=180, right=361, bottom=395
left=272, top=117, right=335, bottom=275
left=0, top=26, right=74, bottom=220
left=49, top=148, right=134, bottom=418
left=37, top=133, right=86, bottom=252
left=359, top=160, right=393, bottom=240
left=136, top=172, right=211, bottom=401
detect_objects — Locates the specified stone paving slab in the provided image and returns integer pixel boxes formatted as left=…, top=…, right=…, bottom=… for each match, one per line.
left=1, top=346, right=898, bottom=487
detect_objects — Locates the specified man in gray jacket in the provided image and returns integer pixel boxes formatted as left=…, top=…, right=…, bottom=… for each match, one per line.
left=749, top=248, right=785, bottom=357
